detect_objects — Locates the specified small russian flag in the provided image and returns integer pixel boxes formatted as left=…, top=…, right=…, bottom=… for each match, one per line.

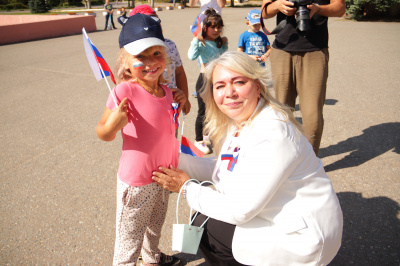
left=190, top=12, right=206, bottom=37
left=82, top=28, right=116, bottom=85
left=172, top=103, right=180, bottom=130
left=180, top=136, right=204, bottom=157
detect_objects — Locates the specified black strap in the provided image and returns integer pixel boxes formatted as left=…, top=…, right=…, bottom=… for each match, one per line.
left=260, top=0, right=289, bottom=36
left=260, top=1, right=275, bottom=35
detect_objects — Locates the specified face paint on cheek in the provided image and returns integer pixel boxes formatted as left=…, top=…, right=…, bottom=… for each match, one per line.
left=132, top=62, right=144, bottom=68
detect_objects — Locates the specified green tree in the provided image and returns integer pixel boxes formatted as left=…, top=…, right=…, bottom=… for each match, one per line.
left=346, top=0, right=400, bottom=20
left=29, top=0, right=50, bottom=12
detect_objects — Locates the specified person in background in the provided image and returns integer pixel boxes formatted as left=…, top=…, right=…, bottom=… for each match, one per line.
left=117, top=6, right=128, bottom=26
left=130, top=5, right=191, bottom=114
left=104, top=0, right=117, bottom=30
left=261, top=0, right=346, bottom=155
left=189, top=0, right=226, bottom=99
left=96, top=14, right=185, bottom=266
left=238, top=9, right=271, bottom=67
left=189, top=0, right=226, bottom=14
left=188, top=8, right=228, bottom=154
left=152, top=51, right=343, bottom=266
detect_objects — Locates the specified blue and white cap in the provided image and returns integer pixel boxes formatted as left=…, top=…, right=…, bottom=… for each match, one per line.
left=246, top=9, right=261, bottom=25
left=119, top=13, right=166, bottom=55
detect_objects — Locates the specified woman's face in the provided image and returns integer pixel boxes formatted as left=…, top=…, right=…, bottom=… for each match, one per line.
left=128, top=46, right=166, bottom=84
left=212, top=65, right=261, bottom=126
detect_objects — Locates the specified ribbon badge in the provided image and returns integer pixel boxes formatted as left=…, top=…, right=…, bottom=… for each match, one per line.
left=220, top=147, right=240, bottom=172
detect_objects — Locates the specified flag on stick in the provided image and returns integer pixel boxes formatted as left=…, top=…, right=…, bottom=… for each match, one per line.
left=172, top=103, right=180, bottom=130
left=82, top=28, right=116, bottom=84
left=82, top=27, right=118, bottom=107
left=190, top=12, right=206, bottom=37
left=180, top=136, right=204, bottom=157
left=178, top=114, right=204, bottom=157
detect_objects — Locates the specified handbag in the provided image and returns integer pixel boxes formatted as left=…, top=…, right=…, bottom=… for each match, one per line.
left=172, top=179, right=215, bottom=255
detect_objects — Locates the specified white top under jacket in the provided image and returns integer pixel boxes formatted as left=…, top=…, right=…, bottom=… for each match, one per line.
left=178, top=102, right=343, bottom=266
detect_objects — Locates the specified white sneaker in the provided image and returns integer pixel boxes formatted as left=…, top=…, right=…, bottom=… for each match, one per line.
left=194, top=140, right=211, bottom=155
left=203, top=135, right=211, bottom=146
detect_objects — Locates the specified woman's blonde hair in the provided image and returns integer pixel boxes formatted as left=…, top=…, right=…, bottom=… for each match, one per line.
left=200, top=51, right=303, bottom=154
left=114, top=47, right=171, bottom=85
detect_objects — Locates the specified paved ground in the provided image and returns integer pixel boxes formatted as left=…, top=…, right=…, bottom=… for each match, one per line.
left=0, top=3, right=399, bottom=265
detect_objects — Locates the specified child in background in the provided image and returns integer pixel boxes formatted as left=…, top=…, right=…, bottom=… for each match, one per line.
left=96, top=14, right=185, bottom=266
left=130, top=5, right=191, bottom=115
left=117, top=6, right=128, bottom=26
left=238, top=9, right=271, bottom=66
left=104, top=0, right=117, bottom=30
left=188, top=8, right=228, bottom=154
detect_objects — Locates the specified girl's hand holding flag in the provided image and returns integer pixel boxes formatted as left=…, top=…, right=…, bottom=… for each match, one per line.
left=171, top=88, right=187, bottom=114
left=96, top=98, right=129, bottom=141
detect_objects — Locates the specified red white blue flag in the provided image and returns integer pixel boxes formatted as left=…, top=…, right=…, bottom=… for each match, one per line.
left=180, top=136, right=204, bottom=157
left=190, top=12, right=206, bottom=37
left=82, top=28, right=116, bottom=85
left=172, top=103, right=180, bottom=130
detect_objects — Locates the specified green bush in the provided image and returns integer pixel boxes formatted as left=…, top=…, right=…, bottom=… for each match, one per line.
left=346, top=0, right=400, bottom=20
left=0, top=2, right=28, bottom=9
left=28, top=0, right=50, bottom=13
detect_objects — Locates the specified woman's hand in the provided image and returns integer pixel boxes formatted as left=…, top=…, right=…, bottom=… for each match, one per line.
left=152, top=165, right=190, bottom=193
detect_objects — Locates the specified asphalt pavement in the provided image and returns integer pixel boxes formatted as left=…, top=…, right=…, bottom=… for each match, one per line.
left=0, top=3, right=399, bottom=265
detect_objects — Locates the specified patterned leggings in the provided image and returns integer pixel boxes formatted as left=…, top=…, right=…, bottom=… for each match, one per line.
left=113, top=178, right=169, bottom=265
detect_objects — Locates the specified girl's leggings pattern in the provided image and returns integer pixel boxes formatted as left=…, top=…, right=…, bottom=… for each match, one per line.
left=113, top=178, right=169, bottom=265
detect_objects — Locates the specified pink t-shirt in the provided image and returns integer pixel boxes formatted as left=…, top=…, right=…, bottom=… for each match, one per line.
left=106, top=82, right=179, bottom=186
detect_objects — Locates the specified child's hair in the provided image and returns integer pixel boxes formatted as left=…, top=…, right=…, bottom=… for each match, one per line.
left=202, top=8, right=224, bottom=48
left=115, top=47, right=170, bottom=84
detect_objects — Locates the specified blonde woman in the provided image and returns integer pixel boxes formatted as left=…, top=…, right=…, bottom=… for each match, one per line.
left=153, top=51, right=343, bottom=266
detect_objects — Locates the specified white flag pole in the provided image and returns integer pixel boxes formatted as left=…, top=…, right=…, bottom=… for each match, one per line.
left=179, top=114, right=185, bottom=154
left=98, top=64, right=118, bottom=107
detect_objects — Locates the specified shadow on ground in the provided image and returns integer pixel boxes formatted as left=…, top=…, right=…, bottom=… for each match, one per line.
left=319, top=122, right=400, bottom=172
left=330, top=192, right=400, bottom=265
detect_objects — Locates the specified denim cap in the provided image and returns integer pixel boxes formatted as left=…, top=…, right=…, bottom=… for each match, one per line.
left=119, top=13, right=166, bottom=55
left=246, top=9, right=261, bottom=25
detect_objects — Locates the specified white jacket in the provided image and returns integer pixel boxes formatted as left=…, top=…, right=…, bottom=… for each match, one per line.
left=178, top=104, right=343, bottom=266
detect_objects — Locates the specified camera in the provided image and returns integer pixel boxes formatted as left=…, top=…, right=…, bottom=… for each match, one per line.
left=289, top=0, right=313, bottom=33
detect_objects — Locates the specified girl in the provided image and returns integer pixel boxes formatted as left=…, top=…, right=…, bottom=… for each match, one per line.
left=188, top=8, right=228, bottom=154
left=96, top=14, right=185, bottom=266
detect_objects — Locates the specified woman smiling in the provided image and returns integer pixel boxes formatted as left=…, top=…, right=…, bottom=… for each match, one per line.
left=152, top=51, right=343, bottom=266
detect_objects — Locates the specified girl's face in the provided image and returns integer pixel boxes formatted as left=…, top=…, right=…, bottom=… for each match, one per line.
left=204, top=19, right=223, bottom=41
left=128, top=46, right=166, bottom=84
left=212, top=65, right=260, bottom=126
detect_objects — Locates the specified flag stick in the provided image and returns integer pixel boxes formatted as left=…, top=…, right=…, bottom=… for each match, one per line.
left=179, top=114, right=185, bottom=153
left=98, top=64, right=118, bottom=107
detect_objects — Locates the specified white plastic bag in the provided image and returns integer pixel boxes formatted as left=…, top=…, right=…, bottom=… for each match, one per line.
left=172, top=180, right=215, bottom=255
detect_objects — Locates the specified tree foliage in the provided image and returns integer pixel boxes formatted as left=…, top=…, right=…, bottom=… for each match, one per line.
left=28, top=0, right=50, bottom=12
left=345, top=0, right=400, bottom=20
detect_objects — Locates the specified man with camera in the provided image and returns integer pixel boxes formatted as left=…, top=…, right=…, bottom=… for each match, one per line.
left=261, top=0, right=345, bottom=156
